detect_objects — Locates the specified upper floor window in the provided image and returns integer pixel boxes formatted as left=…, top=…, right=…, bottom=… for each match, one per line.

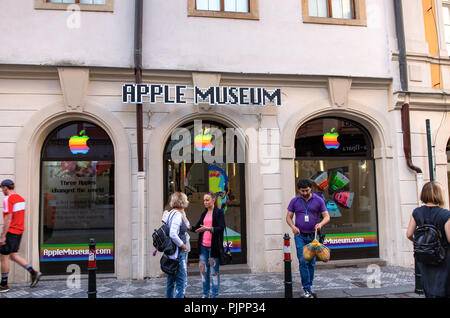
left=34, top=0, right=114, bottom=12
left=49, top=0, right=106, bottom=4
left=443, top=1, right=450, bottom=54
left=188, top=0, right=259, bottom=20
left=302, top=0, right=366, bottom=26
left=196, top=0, right=248, bottom=12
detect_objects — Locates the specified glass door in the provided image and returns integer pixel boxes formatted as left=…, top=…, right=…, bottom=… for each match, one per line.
left=164, top=121, right=247, bottom=264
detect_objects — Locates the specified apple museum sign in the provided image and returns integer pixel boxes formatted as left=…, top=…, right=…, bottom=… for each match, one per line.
left=122, top=84, right=282, bottom=107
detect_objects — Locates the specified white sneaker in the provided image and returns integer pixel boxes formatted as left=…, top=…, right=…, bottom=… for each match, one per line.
left=302, top=288, right=314, bottom=298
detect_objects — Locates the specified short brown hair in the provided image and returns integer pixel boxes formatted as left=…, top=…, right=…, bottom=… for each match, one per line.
left=420, top=181, right=445, bottom=207
left=169, top=192, right=189, bottom=209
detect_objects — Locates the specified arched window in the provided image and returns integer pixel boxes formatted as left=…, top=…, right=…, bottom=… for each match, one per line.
left=40, top=121, right=115, bottom=275
left=164, top=120, right=247, bottom=264
left=295, top=117, right=379, bottom=260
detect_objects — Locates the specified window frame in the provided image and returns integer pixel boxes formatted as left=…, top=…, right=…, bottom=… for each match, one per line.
left=443, top=0, right=450, bottom=55
left=302, top=0, right=367, bottom=26
left=34, top=0, right=114, bottom=12
left=188, top=0, right=259, bottom=20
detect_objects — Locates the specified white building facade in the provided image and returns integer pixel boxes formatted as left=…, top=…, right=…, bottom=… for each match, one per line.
left=0, top=0, right=448, bottom=283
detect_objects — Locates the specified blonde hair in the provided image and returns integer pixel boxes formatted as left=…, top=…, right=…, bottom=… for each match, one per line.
left=169, top=192, right=189, bottom=209
left=420, top=181, right=445, bottom=207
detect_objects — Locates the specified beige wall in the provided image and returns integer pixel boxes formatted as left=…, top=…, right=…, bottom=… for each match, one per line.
left=1, top=0, right=394, bottom=78
left=389, top=0, right=450, bottom=266
left=3, top=65, right=449, bottom=282
left=0, top=67, right=134, bottom=282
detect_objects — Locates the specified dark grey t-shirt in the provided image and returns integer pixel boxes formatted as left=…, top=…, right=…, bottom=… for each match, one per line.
left=412, top=206, right=450, bottom=297
left=413, top=206, right=450, bottom=241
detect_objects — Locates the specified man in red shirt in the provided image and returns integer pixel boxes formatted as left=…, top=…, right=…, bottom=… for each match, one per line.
left=0, top=179, right=41, bottom=292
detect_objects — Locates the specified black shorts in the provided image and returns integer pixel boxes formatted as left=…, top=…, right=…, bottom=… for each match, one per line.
left=0, top=233, right=22, bottom=255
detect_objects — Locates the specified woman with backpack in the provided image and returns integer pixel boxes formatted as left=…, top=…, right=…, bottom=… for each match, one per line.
left=162, top=192, right=190, bottom=298
left=406, top=181, right=450, bottom=298
left=191, top=192, right=225, bottom=298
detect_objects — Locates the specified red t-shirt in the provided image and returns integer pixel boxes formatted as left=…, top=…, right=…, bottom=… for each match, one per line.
left=3, top=193, right=26, bottom=235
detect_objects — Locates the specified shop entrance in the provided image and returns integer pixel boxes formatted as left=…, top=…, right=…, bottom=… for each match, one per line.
left=39, top=121, right=115, bottom=275
left=294, top=117, right=379, bottom=260
left=164, top=121, right=247, bottom=264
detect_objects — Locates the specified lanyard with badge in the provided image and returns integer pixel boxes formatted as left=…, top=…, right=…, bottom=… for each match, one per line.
left=301, top=198, right=312, bottom=223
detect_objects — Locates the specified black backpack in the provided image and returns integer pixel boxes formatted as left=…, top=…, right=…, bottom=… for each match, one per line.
left=413, top=208, right=447, bottom=265
left=152, top=210, right=177, bottom=256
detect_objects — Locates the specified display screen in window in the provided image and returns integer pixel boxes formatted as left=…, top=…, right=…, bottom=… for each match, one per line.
left=295, top=159, right=378, bottom=256
left=40, top=160, right=114, bottom=274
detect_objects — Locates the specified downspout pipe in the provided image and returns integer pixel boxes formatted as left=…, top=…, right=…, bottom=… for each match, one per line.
left=135, top=0, right=144, bottom=172
left=394, top=0, right=422, bottom=174
left=394, top=0, right=423, bottom=295
left=393, top=0, right=408, bottom=93
left=401, top=104, right=422, bottom=174
left=134, top=0, right=145, bottom=280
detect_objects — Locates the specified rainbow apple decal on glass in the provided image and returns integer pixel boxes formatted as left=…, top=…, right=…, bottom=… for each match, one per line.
left=323, top=128, right=340, bottom=149
left=69, top=130, right=90, bottom=154
left=195, top=128, right=214, bottom=152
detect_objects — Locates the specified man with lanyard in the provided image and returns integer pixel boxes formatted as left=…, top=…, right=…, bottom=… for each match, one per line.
left=286, top=179, right=330, bottom=298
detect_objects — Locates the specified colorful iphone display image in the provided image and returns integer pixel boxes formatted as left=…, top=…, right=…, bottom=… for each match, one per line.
left=329, top=171, right=350, bottom=192
left=334, top=192, right=354, bottom=209
left=326, top=200, right=342, bottom=218
left=309, top=167, right=352, bottom=219
left=69, top=130, right=90, bottom=154
left=323, top=128, right=340, bottom=149
left=208, top=165, right=229, bottom=212
left=208, top=164, right=242, bottom=253
left=310, top=171, right=328, bottom=191
left=314, top=192, right=325, bottom=201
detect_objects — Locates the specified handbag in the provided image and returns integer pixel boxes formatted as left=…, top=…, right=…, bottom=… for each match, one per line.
left=220, top=227, right=233, bottom=266
left=160, top=254, right=179, bottom=275
left=153, top=210, right=177, bottom=256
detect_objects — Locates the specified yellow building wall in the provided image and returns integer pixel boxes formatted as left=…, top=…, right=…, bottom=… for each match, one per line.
left=422, top=0, right=442, bottom=88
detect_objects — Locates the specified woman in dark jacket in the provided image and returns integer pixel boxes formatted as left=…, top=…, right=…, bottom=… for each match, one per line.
left=407, top=181, right=450, bottom=298
left=191, top=192, right=225, bottom=298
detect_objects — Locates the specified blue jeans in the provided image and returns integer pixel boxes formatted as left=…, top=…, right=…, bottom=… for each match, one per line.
left=199, top=245, right=220, bottom=298
left=166, top=251, right=187, bottom=298
left=294, top=234, right=316, bottom=293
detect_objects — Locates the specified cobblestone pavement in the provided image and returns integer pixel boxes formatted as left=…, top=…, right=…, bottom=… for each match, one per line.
left=0, top=265, right=423, bottom=298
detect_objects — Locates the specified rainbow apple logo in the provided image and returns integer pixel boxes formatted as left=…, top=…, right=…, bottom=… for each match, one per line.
left=69, top=130, right=90, bottom=154
left=194, top=128, right=214, bottom=151
left=323, top=128, right=340, bottom=149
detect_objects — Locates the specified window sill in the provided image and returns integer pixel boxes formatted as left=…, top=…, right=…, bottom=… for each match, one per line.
left=187, top=0, right=259, bottom=20
left=188, top=10, right=259, bottom=20
left=303, top=16, right=367, bottom=27
left=34, top=0, right=114, bottom=12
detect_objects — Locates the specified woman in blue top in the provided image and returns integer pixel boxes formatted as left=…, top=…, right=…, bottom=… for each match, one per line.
left=163, top=192, right=189, bottom=298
